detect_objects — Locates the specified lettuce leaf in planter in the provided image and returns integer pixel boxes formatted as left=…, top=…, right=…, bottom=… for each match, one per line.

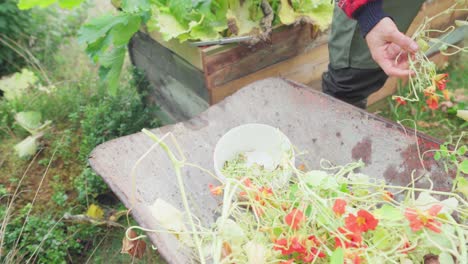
left=226, top=0, right=263, bottom=36
left=147, top=0, right=229, bottom=41
left=279, top=0, right=333, bottom=30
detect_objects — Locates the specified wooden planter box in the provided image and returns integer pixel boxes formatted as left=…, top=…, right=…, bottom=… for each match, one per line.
left=128, top=0, right=465, bottom=123
left=129, top=23, right=328, bottom=122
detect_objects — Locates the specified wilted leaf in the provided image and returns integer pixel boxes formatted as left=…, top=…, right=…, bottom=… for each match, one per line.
left=244, top=241, right=267, bottom=264
left=0, top=69, right=38, bottom=100
left=121, top=230, right=146, bottom=259
left=14, top=135, right=40, bottom=158
left=86, top=204, right=104, bottom=219
left=15, top=112, right=42, bottom=133
left=457, top=110, right=468, bottom=121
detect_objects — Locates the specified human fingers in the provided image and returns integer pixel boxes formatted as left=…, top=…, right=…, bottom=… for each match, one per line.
left=387, top=29, right=419, bottom=53
left=379, top=59, right=413, bottom=77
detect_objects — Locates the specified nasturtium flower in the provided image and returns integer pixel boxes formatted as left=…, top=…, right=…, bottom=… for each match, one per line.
left=383, top=191, right=394, bottom=202
left=404, top=204, right=442, bottom=233
left=333, top=199, right=347, bottom=216
left=334, top=227, right=362, bottom=248
left=301, top=236, right=326, bottom=261
left=208, top=184, right=223, bottom=196
left=442, top=89, right=450, bottom=100
left=433, top=73, right=448, bottom=90
left=345, top=210, right=378, bottom=233
left=394, top=97, right=407, bottom=106
left=285, top=208, right=305, bottom=230
left=423, top=86, right=436, bottom=96
left=426, top=95, right=439, bottom=110
left=273, top=237, right=305, bottom=255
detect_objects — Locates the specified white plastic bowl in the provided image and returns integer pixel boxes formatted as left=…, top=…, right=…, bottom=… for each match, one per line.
left=213, top=123, right=295, bottom=183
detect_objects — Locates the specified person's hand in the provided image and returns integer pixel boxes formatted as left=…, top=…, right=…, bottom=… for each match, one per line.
left=365, top=17, right=419, bottom=77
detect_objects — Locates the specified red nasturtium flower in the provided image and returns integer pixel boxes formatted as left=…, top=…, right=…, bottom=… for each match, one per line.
left=405, top=204, right=443, bottom=233
left=433, top=73, right=448, bottom=90
left=208, top=184, right=223, bottom=196
left=394, top=97, right=407, bottom=106
left=301, top=236, right=326, bottom=261
left=333, top=199, right=347, bottom=216
left=426, top=95, right=439, bottom=110
left=274, top=236, right=325, bottom=262
left=334, top=227, right=362, bottom=248
left=285, top=208, right=305, bottom=230
left=345, top=210, right=379, bottom=233
left=274, top=237, right=305, bottom=255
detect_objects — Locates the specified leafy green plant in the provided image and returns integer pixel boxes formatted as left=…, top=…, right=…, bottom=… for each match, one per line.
left=18, top=0, right=333, bottom=94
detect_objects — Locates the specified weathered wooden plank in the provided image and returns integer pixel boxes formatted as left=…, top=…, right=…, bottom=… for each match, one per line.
left=203, top=24, right=326, bottom=88
left=144, top=27, right=204, bottom=70
left=209, top=43, right=329, bottom=104
left=129, top=32, right=209, bottom=122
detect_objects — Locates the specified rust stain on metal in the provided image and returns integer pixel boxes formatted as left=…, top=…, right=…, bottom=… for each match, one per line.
left=351, top=137, right=372, bottom=164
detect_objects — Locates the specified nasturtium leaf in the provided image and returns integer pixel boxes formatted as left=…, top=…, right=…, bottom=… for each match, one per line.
left=455, top=176, right=468, bottom=197
left=372, top=228, right=391, bottom=250
left=457, top=146, right=467, bottom=156
left=330, top=247, right=344, bottom=264
left=460, top=160, right=468, bottom=174
left=15, top=111, right=42, bottom=134
left=14, top=135, right=39, bottom=158
left=273, top=227, right=283, bottom=237
left=433, top=151, right=441, bottom=161
left=86, top=204, right=104, bottom=219
left=304, top=170, right=328, bottom=187
left=438, top=253, right=455, bottom=264
left=374, top=204, right=403, bottom=221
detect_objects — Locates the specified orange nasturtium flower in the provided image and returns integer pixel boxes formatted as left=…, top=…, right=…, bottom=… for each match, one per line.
left=345, top=210, right=379, bottom=233
left=404, top=204, right=443, bottom=233
left=333, top=199, right=347, bottom=216
left=285, top=208, right=305, bottom=230
left=433, top=73, right=448, bottom=90
left=423, top=86, right=436, bottom=96
left=208, top=184, right=223, bottom=196
left=383, top=191, right=394, bottom=202
left=334, top=227, right=362, bottom=249
left=442, top=89, right=450, bottom=100
left=426, top=95, right=439, bottom=110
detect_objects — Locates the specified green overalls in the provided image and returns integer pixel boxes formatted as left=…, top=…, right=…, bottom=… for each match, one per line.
left=322, top=0, right=426, bottom=108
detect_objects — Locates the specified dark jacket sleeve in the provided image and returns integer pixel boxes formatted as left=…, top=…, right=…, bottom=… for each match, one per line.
left=339, top=0, right=389, bottom=37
